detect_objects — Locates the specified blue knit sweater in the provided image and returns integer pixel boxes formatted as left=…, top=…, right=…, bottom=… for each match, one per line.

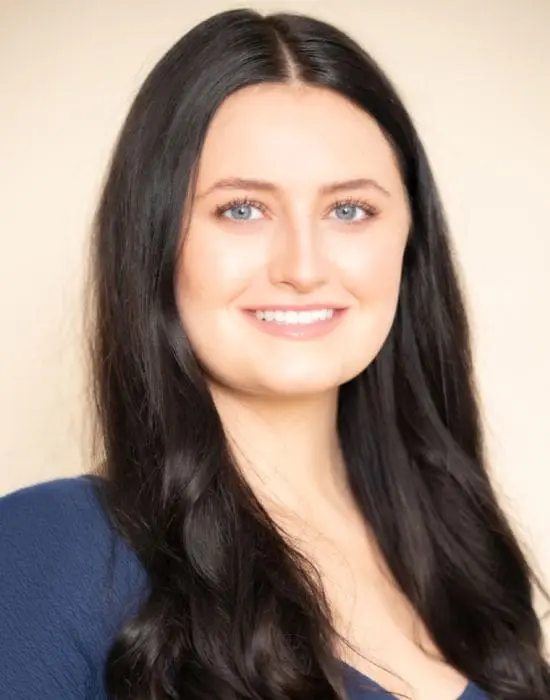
left=0, top=475, right=489, bottom=699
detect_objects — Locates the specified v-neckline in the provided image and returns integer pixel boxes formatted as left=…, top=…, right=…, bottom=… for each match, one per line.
left=342, top=660, right=475, bottom=699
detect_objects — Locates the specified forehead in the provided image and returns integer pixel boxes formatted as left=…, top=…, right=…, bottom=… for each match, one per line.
left=195, top=83, right=403, bottom=192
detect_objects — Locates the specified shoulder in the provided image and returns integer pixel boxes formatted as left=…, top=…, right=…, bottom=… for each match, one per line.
left=1, top=473, right=133, bottom=566
left=0, top=474, right=149, bottom=699
left=1, top=473, right=111, bottom=542
left=0, top=473, right=148, bottom=603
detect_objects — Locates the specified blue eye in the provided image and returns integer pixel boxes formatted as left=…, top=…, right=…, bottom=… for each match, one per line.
left=215, top=197, right=377, bottom=224
left=219, top=201, right=265, bottom=221
left=330, top=202, right=372, bottom=222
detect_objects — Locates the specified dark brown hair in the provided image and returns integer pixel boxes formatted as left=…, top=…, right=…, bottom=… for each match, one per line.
left=88, top=8, right=550, bottom=699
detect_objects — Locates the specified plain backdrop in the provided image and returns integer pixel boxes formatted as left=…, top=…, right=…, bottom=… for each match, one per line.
left=1, top=0, right=549, bottom=620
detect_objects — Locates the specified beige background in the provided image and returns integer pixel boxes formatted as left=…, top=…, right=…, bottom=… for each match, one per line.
left=1, top=0, right=549, bottom=617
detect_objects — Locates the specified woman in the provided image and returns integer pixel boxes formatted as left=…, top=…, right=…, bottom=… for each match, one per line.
left=0, top=7, right=548, bottom=699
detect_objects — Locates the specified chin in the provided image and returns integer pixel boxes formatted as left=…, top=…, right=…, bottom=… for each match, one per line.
left=259, top=380, right=336, bottom=398
left=204, top=352, right=370, bottom=399
left=251, top=364, right=360, bottom=398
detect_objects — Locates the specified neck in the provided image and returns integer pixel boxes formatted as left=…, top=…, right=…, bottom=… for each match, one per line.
left=209, top=383, right=348, bottom=515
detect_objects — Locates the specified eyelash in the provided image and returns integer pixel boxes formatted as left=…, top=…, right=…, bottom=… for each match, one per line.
left=214, top=196, right=380, bottom=223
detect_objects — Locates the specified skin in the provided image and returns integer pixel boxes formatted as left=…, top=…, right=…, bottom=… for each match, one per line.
left=175, top=84, right=468, bottom=699
left=176, top=82, right=410, bottom=503
left=179, top=83, right=409, bottom=399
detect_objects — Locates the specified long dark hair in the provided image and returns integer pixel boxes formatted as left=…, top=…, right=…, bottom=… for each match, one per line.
left=87, top=8, right=550, bottom=699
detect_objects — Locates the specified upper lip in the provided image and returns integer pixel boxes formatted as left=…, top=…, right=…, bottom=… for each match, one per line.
left=244, top=304, right=347, bottom=311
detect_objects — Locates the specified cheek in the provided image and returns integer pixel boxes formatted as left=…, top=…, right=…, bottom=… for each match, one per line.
left=338, top=234, right=407, bottom=305
left=337, top=236, right=406, bottom=374
left=177, top=225, right=259, bottom=312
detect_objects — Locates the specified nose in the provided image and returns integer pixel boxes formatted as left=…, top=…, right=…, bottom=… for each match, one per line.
left=267, top=217, right=330, bottom=293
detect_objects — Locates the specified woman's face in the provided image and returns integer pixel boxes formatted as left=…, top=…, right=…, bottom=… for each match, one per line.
left=176, top=83, right=411, bottom=397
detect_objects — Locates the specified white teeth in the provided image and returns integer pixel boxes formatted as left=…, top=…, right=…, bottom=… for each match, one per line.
left=255, top=309, right=335, bottom=324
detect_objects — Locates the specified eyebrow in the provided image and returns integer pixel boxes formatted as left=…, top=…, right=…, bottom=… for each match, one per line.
left=196, top=176, right=391, bottom=199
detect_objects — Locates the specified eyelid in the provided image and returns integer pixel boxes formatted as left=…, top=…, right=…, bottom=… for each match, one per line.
left=215, top=197, right=269, bottom=219
left=325, top=197, right=379, bottom=219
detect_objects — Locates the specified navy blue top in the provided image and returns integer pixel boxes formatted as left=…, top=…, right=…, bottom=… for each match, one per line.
left=0, top=475, right=490, bottom=699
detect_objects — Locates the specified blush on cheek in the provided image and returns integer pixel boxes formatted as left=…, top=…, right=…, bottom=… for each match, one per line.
left=344, top=248, right=405, bottom=303
left=180, top=218, right=264, bottom=303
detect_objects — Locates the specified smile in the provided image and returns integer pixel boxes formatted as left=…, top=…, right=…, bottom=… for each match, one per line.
left=255, top=309, right=334, bottom=324
left=242, top=306, right=347, bottom=340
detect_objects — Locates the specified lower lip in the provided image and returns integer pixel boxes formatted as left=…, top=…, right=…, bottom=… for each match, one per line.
left=242, top=309, right=347, bottom=340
